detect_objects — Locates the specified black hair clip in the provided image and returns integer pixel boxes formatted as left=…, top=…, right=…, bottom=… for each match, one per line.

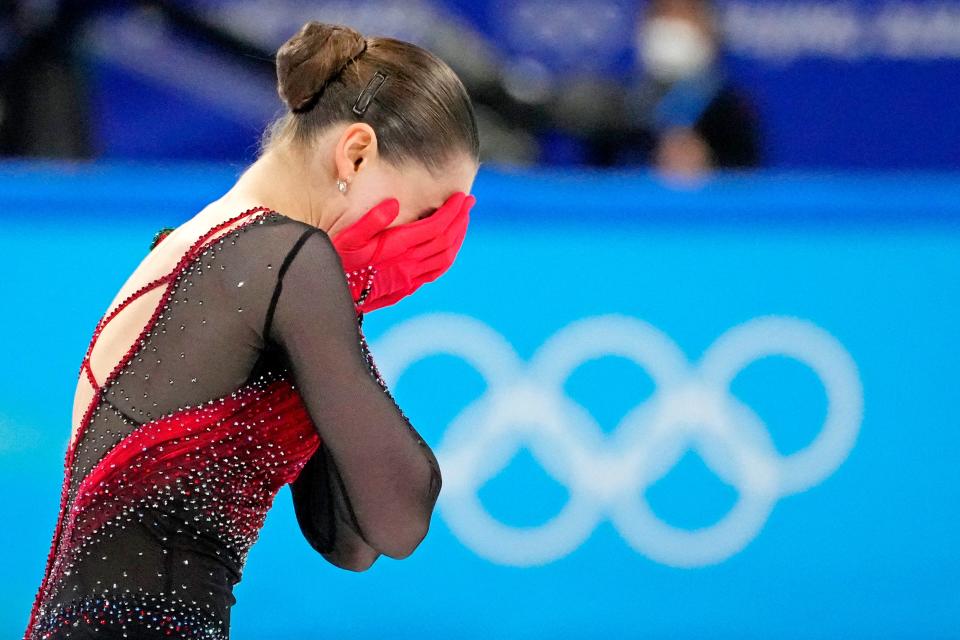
left=352, top=71, right=388, bottom=117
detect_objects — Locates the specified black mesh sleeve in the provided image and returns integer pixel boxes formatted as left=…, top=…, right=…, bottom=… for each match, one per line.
left=268, top=227, right=442, bottom=561
left=289, top=438, right=382, bottom=571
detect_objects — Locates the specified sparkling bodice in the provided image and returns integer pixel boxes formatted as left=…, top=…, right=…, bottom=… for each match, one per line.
left=23, top=207, right=442, bottom=639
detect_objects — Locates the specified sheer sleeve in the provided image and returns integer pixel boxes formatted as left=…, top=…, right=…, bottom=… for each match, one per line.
left=268, top=227, right=442, bottom=561
left=289, top=437, right=382, bottom=571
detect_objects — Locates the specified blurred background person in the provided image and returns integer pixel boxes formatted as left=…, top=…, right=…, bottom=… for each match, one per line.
left=574, top=0, right=762, bottom=177
left=1, top=0, right=956, bottom=173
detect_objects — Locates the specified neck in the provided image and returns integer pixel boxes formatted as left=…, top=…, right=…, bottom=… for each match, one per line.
left=226, top=142, right=345, bottom=233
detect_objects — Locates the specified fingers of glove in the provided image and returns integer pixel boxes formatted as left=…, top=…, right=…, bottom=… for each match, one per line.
left=331, top=198, right=400, bottom=251
left=461, top=194, right=477, bottom=217
left=391, top=203, right=470, bottom=263
left=430, top=194, right=472, bottom=254
left=449, top=208, right=471, bottom=253
left=376, top=191, right=468, bottom=250
left=363, top=229, right=470, bottom=312
left=395, top=208, right=470, bottom=266
left=373, top=192, right=472, bottom=263
left=403, top=229, right=458, bottom=261
left=363, top=193, right=475, bottom=263
left=416, top=205, right=472, bottom=283
left=371, top=255, right=445, bottom=304
left=410, top=252, right=454, bottom=282
left=436, top=208, right=470, bottom=263
left=410, top=190, right=468, bottom=231
left=424, top=223, right=467, bottom=282
left=445, top=227, right=468, bottom=265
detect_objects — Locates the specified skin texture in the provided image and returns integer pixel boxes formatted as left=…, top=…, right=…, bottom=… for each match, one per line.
left=204, top=122, right=479, bottom=238
left=71, top=123, right=477, bottom=447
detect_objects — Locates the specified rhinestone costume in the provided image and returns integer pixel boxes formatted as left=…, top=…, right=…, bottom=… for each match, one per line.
left=23, top=207, right=442, bottom=639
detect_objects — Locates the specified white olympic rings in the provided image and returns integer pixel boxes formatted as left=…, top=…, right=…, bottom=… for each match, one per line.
left=373, top=314, right=863, bottom=568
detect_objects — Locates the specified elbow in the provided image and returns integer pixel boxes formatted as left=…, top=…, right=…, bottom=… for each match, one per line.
left=325, top=545, right=381, bottom=572
left=368, top=468, right=441, bottom=560
left=371, top=512, right=434, bottom=560
left=348, top=556, right=378, bottom=572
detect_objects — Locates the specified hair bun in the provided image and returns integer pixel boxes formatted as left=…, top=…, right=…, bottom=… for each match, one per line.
left=276, top=21, right=367, bottom=112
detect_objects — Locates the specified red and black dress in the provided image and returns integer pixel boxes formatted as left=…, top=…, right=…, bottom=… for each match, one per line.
left=23, top=207, right=442, bottom=639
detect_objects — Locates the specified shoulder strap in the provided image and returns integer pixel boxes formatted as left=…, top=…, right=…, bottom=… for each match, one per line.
left=261, top=226, right=321, bottom=344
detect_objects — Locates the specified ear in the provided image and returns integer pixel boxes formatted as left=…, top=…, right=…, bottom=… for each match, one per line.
left=335, top=122, right=378, bottom=183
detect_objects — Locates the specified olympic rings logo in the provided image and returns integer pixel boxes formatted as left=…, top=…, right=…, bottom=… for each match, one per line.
left=372, top=314, right=863, bottom=568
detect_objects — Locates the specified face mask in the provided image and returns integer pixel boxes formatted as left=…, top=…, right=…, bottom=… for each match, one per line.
left=638, top=16, right=716, bottom=82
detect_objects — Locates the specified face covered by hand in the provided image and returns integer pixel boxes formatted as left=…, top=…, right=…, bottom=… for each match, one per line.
left=330, top=191, right=475, bottom=314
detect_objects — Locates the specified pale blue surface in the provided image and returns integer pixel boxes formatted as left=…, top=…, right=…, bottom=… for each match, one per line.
left=2, top=162, right=958, bottom=638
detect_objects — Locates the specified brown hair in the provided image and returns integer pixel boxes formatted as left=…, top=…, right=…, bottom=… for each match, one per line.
left=262, top=21, right=480, bottom=174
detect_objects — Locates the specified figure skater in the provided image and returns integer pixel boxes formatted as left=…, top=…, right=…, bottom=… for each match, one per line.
left=23, top=20, right=478, bottom=639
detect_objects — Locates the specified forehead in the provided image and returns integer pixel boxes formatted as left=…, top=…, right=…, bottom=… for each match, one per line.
left=395, top=155, right=478, bottom=203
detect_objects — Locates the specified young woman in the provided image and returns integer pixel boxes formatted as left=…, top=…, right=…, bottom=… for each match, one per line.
left=23, top=21, right=479, bottom=639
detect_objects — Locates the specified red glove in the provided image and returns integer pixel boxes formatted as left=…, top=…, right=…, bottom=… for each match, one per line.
left=331, top=191, right=475, bottom=313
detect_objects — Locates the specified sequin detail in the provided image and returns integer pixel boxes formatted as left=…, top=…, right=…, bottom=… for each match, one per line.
left=34, top=590, right=229, bottom=640
left=24, top=207, right=323, bottom=639
left=344, top=265, right=376, bottom=312
left=355, top=313, right=434, bottom=464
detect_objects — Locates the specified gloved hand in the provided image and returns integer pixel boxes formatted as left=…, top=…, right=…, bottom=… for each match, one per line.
left=331, top=191, right=475, bottom=313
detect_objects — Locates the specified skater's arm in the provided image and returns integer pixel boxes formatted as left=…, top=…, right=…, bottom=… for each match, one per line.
left=269, top=227, right=442, bottom=559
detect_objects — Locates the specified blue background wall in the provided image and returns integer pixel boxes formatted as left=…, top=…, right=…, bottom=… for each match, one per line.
left=75, top=0, right=960, bottom=169
left=2, top=162, right=958, bottom=637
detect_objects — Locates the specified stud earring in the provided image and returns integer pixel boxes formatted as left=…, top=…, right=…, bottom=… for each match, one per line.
left=337, top=177, right=350, bottom=194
